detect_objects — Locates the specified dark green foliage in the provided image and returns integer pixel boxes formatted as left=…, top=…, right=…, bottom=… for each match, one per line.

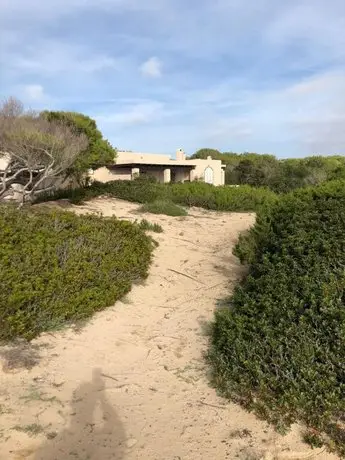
left=37, top=180, right=277, bottom=213
left=302, top=430, right=324, bottom=449
left=233, top=201, right=275, bottom=265
left=136, top=219, right=163, bottom=233
left=229, top=155, right=279, bottom=189
left=80, top=180, right=165, bottom=204
left=168, top=182, right=277, bottom=211
left=192, top=148, right=345, bottom=192
left=13, top=424, right=44, bottom=437
left=0, top=205, right=153, bottom=341
left=133, top=174, right=158, bottom=184
left=139, top=199, right=187, bottom=217
left=209, top=180, right=345, bottom=456
left=42, top=111, right=115, bottom=179
left=190, top=148, right=223, bottom=159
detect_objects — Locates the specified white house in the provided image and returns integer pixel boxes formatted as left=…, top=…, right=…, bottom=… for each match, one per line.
left=93, top=149, right=226, bottom=186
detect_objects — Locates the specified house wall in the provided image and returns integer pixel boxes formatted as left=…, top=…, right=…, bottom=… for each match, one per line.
left=116, top=151, right=171, bottom=164
left=116, top=152, right=225, bottom=185
left=92, top=167, right=131, bottom=182
left=174, top=168, right=190, bottom=182
left=139, top=168, right=165, bottom=182
left=93, top=150, right=226, bottom=186
left=192, top=159, right=225, bottom=186
left=136, top=167, right=191, bottom=183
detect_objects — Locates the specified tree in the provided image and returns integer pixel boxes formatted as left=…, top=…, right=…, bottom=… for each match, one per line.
left=229, top=154, right=279, bottom=188
left=190, top=148, right=222, bottom=159
left=0, top=97, right=88, bottom=204
left=42, top=111, right=115, bottom=182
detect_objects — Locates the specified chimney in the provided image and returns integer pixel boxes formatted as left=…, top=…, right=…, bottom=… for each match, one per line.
left=176, top=148, right=185, bottom=161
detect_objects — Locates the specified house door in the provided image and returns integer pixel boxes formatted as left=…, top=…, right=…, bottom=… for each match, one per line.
left=204, top=167, right=214, bottom=184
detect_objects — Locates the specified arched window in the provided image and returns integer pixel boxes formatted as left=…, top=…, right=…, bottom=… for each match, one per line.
left=204, top=166, right=214, bottom=184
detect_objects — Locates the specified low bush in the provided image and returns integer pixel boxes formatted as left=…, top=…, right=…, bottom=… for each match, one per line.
left=37, top=180, right=277, bottom=213
left=209, top=180, right=345, bottom=456
left=139, top=199, right=187, bottom=217
left=169, top=182, right=277, bottom=211
left=37, top=180, right=167, bottom=205
left=0, top=205, right=154, bottom=341
left=136, top=219, right=163, bottom=233
left=101, top=180, right=166, bottom=204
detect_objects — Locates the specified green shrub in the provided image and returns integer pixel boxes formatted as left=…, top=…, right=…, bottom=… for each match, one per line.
left=136, top=219, right=163, bottom=233
left=169, top=182, right=277, bottom=211
left=37, top=187, right=90, bottom=205
left=233, top=201, right=275, bottom=264
left=302, top=430, right=324, bottom=449
left=0, top=205, right=154, bottom=341
left=133, top=174, right=158, bottom=184
left=102, top=180, right=166, bottom=204
left=209, top=180, right=345, bottom=456
left=37, top=180, right=277, bottom=213
left=139, top=199, right=187, bottom=217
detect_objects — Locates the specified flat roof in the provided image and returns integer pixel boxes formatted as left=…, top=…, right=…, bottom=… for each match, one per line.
left=108, top=162, right=195, bottom=169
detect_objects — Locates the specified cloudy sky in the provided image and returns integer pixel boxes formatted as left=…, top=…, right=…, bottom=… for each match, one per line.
left=1, top=0, right=345, bottom=157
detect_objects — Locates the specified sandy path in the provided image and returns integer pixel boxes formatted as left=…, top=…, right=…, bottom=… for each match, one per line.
left=0, top=198, right=339, bottom=460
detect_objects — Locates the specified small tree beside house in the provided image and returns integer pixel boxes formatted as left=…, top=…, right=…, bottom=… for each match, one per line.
left=0, top=97, right=88, bottom=205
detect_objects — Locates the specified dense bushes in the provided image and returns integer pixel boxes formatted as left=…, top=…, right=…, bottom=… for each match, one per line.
left=38, top=180, right=277, bottom=213
left=192, top=149, right=345, bottom=192
left=168, top=182, right=276, bottom=211
left=209, top=180, right=345, bottom=455
left=0, top=205, right=153, bottom=341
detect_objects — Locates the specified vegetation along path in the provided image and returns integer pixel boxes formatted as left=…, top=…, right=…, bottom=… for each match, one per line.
left=0, top=198, right=339, bottom=460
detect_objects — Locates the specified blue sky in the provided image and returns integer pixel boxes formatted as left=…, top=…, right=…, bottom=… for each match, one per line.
left=1, top=0, right=345, bottom=157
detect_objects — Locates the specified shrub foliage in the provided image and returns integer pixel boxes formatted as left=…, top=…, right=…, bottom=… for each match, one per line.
left=42, top=111, right=116, bottom=176
left=209, top=180, right=345, bottom=456
left=0, top=205, right=153, bottom=341
left=192, top=149, right=345, bottom=192
left=136, top=219, right=163, bottom=233
left=0, top=98, right=89, bottom=204
left=139, top=199, right=187, bottom=217
left=38, top=180, right=277, bottom=212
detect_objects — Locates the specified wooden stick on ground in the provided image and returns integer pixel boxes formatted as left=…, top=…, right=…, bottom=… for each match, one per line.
left=168, top=268, right=205, bottom=284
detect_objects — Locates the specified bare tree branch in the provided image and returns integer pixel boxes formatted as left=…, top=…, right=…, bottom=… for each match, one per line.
left=0, top=97, right=88, bottom=204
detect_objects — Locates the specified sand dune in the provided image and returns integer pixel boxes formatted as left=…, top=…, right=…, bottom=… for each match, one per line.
left=0, top=199, right=338, bottom=460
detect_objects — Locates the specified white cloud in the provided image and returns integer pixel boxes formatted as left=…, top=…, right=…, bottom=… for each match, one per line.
left=0, top=0, right=166, bottom=21
left=205, top=118, right=253, bottom=143
left=140, top=57, right=162, bottom=78
left=262, top=3, right=345, bottom=72
left=22, top=84, right=46, bottom=101
left=1, top=0, right=345, bottom=156
left=96, top=101, right=164, bottom=126
left=197, top=69, right=345, bottom=154
left=93, top=68, right=345, bottom=154
left=1, top=39, right=120, bottom=78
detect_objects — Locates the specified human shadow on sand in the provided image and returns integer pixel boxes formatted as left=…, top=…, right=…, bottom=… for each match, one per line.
left=34, top=368, right=126, bottom=460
